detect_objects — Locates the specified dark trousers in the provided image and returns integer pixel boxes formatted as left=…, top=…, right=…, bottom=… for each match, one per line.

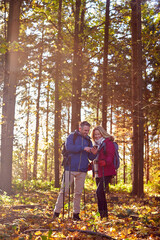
left=96, top=176, right=112, bottom=218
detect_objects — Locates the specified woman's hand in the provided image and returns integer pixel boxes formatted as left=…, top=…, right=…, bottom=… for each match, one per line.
left=91, top=146, right=98, bottom=155
left=84, top=147, right=98, bottom=155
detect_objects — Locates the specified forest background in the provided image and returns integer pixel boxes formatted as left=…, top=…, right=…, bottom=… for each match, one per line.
left=0, top=0, right=159, bottom=198
left=0, top=0, right=160, bottom=239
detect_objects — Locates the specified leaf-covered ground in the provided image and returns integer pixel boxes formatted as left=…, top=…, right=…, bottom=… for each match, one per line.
left=0, top=181, right=159, bottom=240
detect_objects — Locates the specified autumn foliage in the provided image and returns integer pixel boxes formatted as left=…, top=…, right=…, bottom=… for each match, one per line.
left=0, top=178, right=159, bottom=240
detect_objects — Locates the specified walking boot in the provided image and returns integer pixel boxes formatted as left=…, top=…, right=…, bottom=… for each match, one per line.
left=73, top=213, right=81, bottom=221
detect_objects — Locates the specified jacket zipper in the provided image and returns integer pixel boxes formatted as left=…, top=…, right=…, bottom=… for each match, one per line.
left=78, top=137, right=83, bottom=171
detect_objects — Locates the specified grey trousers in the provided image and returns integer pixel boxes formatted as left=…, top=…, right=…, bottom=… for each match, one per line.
left=54, top=171, right=86, bottom=214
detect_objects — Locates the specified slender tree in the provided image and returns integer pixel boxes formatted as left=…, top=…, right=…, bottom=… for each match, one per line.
left=54, top=0, right=62, bottom=188
left=44, top=81, right=50, bottom=180
left=137, top=0, right=144, bottom=198
left=102, top=0, right=110, bottom=130
left=145, top=125, right=149, bottom=183
left=0, top=0, right=21, bottom=194
left=123, top=109, right=126, bottom=184
left=33, top=32, right=44, bottom=179
left=71, top=0, right=81, bottom=131
left=23, top=84, right=30, bottom=181
left=76, top=0, right=86, bottom=124
left=131, top=0, right=144, bottom=197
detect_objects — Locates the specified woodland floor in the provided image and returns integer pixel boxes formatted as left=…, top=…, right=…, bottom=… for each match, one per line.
left=0, top=184, right=159, bottom=240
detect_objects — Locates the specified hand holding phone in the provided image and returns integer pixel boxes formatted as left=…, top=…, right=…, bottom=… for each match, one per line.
left=91, top=146, right=98, bottom=154
left=93, top=145, right=98, bottom=149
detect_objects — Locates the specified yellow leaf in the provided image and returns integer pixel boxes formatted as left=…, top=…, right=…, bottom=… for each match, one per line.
left=81, top=226, right=87, bottom=230
left=120, top=233, right=126, bottom=239
left=35, top=230, right=42, bottom=236
left=109, top=227, right=116, bottom=232
left=128, top=228, right=132, bottom=234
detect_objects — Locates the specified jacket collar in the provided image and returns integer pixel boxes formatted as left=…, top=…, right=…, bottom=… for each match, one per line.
left=75, top=129, right=91, bottom=141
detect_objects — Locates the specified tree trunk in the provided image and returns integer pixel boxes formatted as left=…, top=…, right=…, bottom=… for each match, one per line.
left=96, top=101, right=100, bottom=125
left=49, top=145, right=54, bottom=182
left=158, top=134, right=160, bottom=161
left=76, top=0, right=85, bottom=124
left=33, top=35, right=43, bottom=179
left=131, top=0, right=139, bottom=195
left=144, top=61, right=149, bottom=184
left=96, top=59, right=101, bottom=125
left=23, top=84, right=30, bottom=181
left=137, top=0, right=144, bottom=198
left=102, top=0, right=110, bottom=130
left=123, top=110, right=126, bottom=184
left=71, top=0, right=81, bottom=131
left=131, top=0, right=144, bottom=197
left=0, top=0, right=21, bottom=194
left=110, top=96, right=113, bottom=134
left=44, top=81, right=50, bottom=180
left=145, top=124, right=149, bottom=183
left=54, top=0, right=62, bottom=188
left=67, top=104, right=71, bottom=134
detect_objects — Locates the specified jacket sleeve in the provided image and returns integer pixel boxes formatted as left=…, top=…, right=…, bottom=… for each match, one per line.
left=66, top=134, right=84, bottom=153
left=88, top=152, right=97, bottom=161
left=88, top=142, right=97, bottom=160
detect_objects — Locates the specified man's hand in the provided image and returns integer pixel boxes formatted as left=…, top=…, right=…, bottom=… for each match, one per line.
left=99, top=160, right=106, bottom=167
left=84, top=147, right=98, bottom=155
left=84, top=147, right=92, bottom=152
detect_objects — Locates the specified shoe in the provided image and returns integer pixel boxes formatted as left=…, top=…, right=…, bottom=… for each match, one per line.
left=53, top=212, right=60, bottom=219
left=73, top=213, right=81, bottom=221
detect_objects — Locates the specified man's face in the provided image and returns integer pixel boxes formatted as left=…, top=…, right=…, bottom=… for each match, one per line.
left=79, top=125, right=90, bottom=137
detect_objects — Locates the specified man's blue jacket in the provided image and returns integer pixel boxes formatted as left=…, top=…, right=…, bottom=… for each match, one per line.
left=65, top=130, right=95, bottom=172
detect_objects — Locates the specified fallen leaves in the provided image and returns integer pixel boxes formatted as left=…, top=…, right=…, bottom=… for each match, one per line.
left=0, top=187, right=160, bottom=240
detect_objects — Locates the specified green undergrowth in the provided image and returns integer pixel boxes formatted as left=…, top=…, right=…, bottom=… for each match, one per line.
left=11, top=175, right=160, bottom=197
left=0, top=174, right=159, bottom=207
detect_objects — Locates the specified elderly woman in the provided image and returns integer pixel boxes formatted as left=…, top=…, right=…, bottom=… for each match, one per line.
left=91, top=126, right=116, bottom=219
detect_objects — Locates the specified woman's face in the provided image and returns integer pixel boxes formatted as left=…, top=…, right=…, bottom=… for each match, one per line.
left=94, top=129, right=102, bottom=140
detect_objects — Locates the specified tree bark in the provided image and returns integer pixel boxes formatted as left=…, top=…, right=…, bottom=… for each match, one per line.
left=145, top=124, right=149, bottom=183
left=131, top=0, right=144, bottom=197
left=71, top=0, right=81, bottom=131
left=123, top=109, right=126, bottom=184
left=137, top=0, right=144, bottom=198
left=23, top=84, right=30, bottom=181
left=76, top=0, right=86, bottom=124
left=44, top=81, right=50, bottom=180
left=110, top=96, right=113, bottom=134
left=0, top=0, right=21, bottom=194
left=102, top=0, right=110, bottom=130
left=33, top=35, right=44, bottom=179
left=131, top=0, right=139, bottom=195
left=54, top=0, right=62, bottom=188
left=67, top=104, right=71, bottom=134
left=158, top=135, right=160, bottom=162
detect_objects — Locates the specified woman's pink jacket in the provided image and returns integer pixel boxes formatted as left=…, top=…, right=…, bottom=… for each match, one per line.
left=98, top=138, right=116, bottom=178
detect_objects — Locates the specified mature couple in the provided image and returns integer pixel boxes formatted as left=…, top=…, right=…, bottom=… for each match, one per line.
left=53, top=121, right=116, bottom=221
